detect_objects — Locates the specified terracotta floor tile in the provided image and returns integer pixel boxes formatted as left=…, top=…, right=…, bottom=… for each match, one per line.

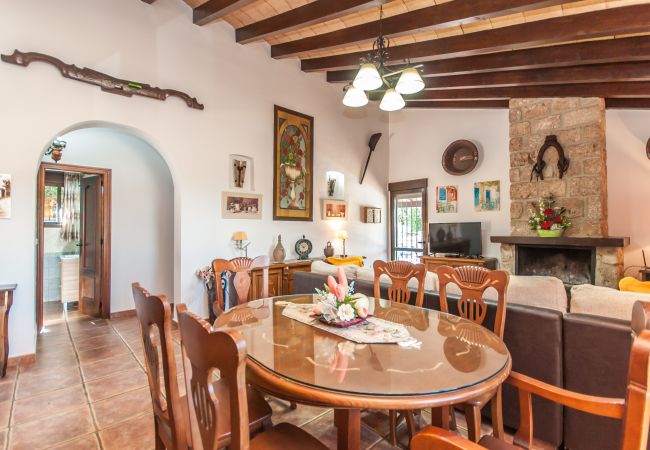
left=91, top=386, right=151, bottom=429
left=0, top=400, right=11, bottom=429
left=300, top=410, right=384, bottom=450
left=267, top=397, right=330, bottom=428
left=17, top=353, right=78, bottom=375
left=46, top=433, right=100, bottom=449
left=9, top=405, right=95, bottom=450
left=99, top=412, right=154, bottom=450
left=12, top=384, right=87, bottom=425
left=74, top=334, right=126, bottom=353
left=80, top=353, right=141, bottom=382
left=77, top=343, right=130, bottom=364
left=84, top=367, right=147, bottom=402
left=15, top=366, right=82, bottom=399
left=70, top=327, right=116, bottom=342
left=0, top=429, right=6, bottom=449
left=0, top=378, right=15, bottom=403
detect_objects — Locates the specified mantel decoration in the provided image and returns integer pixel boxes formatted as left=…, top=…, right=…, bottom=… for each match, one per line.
left=313, top=268, right=369, bottom=327
left=273, top=105, right=314, bottom=221
left=1, top=50, right=204, bottom=110
left=529, top=135, right=570, bottom=181
left=45, top=139, right=67, bottom=163
left=528, top=196, right=571, bottom=237
left=341, top=6, right=424, bottom=112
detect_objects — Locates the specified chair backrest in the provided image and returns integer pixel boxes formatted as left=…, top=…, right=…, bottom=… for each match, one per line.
left=212, top=256, right=269, bottom=313
left=437, top=265, right=509, bottom=338
left=177, top=306, right=250, bottom=450
left=132, top=282, right=187, bottom=450
left=373, top=260, right=426, bottom=307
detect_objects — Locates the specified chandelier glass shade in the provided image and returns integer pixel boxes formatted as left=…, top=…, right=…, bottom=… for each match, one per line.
left=379, top=88, right=405, bottom=112
left=395, top=67, right=425, bottom=95
left=342, top=85, right=369, bottom=107
left=353, top=63, right=383, bottom=91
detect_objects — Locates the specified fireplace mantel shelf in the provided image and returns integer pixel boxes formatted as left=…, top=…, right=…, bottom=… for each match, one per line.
left=490, top=235, right=630, bottom=248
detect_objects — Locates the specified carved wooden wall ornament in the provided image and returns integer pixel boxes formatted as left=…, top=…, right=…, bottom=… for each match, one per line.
left=646, top=137, right=650, bottom=160
left=1, top=50, right=204, bottom=110
left=530, top=135, right=570, bottom=181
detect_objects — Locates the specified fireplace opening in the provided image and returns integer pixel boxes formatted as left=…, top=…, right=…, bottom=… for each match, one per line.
left=516, top=245, right=595, bottom=287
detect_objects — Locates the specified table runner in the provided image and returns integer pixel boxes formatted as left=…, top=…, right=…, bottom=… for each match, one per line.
left=281, top=302, right=415, bottom=344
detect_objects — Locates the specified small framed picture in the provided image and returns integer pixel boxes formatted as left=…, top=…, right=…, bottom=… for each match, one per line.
left=229, top=154, right=254, bottom=191
left=222, top=192, right=262, bottom=220
left=0, top=174, right=11, bottom=219
left=322, top=199, right=348, bottom=220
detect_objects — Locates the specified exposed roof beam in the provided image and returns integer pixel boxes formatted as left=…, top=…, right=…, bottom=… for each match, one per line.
left=272, top=0, right=570, bottom=59
left=605, top=98, right=650, bottom=109
left=421, top=62, right=650, bottom=89
left=301, top=4, right=650, bottom=71
left=405, top=100, right=509, bottom=109
left=400, top=82, right=650, bottom=100
left=193, top=0, right=257, bottom=26
left=236, top=0, right=381, bottom=44
left=327, top=36, right=650, bottom=83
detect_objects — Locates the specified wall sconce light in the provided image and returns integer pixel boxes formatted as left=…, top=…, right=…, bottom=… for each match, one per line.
left=232, top=231, right=250, bottom=257
left=45, top=139, right=67, bottom=163
left=336, top=230, right=348, bottom=257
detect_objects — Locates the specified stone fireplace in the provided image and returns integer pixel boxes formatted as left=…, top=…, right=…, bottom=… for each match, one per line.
left=494, top=97, right=628, bottom=288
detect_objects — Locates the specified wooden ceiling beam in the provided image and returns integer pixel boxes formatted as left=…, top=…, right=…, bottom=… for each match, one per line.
left=326, top=36, right=650, bottom=83
left=422, top=62, right=650, bottom=89
left=272, top=0, right=571, bottom=59
left=605, top=98, right=650, bottom=109
left=400, top=82, right=650, bottom=100
left=193, top=0, right=257, bottom=26
left=301, top=4, right=650, bottom=71
left=236, top=0, right=381, bottom=44
left=404, top=100, right=509, bottom=109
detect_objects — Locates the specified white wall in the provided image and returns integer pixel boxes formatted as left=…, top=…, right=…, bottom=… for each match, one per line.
left=388, top=109, right=511, bottom=260
left=46, top=127, right=175, bottom=313
left=606, top=110, right=650, bottom=271
left=0, top=0, right=389, bottom=357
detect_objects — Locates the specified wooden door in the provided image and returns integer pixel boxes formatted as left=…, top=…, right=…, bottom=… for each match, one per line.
left=79, top=175, right=103, bottom=317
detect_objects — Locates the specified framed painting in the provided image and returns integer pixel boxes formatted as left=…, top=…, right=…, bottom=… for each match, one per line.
left=474, top=180, right=501, bottom=212
left=0, top=174, right=11, bottom=219
left=273, top=105, right=314, bottom=221
left=222, top=192, right=262, bottom=220
left=436, top=185, right=458, bottom=213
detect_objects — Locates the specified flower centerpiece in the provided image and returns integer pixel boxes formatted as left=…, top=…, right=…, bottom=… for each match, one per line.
left=313, top=267, right=370, bottom=327
left=528, top=196, right=571, bottom=237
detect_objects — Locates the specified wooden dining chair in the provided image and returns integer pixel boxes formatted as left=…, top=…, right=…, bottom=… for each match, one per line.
left=436, top=265, right=510, bottom=442
left=212, top=256, right=269, bottom=315
left=132, top=283, right=272, bottom=450
left=373, top=259, right=427, bottom=445
left=177, top=307, right=328, bottom=450
left=412, top=301, right=650, bottom=450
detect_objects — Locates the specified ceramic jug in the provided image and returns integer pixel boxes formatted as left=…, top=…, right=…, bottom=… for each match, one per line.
left=324, top=241, right=334, bottom=257
left=273, top=234, right=286, bottom=262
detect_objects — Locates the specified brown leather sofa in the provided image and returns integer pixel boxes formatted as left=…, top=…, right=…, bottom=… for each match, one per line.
left=293, top=271, right=634, bottom=450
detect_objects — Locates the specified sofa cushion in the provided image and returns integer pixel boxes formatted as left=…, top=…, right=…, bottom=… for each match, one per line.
left=443, top=275, right=568, bottom=313
left=310, top=260, right=359, bottom=280
left=570, top=284, right=650, bottom=321
left=355, top=266, right=439, bottom=292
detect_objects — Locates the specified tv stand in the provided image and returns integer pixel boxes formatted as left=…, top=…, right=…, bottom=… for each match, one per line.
left=420, top=255, right=498, bottom=272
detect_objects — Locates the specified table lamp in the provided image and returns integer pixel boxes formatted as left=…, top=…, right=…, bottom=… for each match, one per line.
left=232, top=231, right=250, bottom=257
left=336, top=230, right=348, bottom=257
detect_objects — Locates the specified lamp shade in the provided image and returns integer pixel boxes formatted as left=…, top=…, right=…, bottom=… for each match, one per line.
left=379, top=88, right=405, bottom=112
left=232, top=231, right=248, bottom=241
left=395, top=67, right=425, bottom=95
left=342, top=85, right=368, bottom=107
left=336, top=230, right=349, bottom=240
left=353, top=63, right=383, bottom=91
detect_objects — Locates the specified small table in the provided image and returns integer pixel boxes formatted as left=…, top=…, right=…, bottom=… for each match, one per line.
left=0, top=284, right=16, bottom=377
left=216, top=294, right=511, bottom=450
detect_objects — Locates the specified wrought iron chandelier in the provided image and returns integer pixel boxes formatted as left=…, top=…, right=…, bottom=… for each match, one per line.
left=342, top=5, right=424, bottom=112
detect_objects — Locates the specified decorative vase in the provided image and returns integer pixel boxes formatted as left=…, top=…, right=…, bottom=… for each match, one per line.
left=324, top=241, right=334, bottom=257
left=537, top=229, right=564, bottom=238
left=282, top=164, right=302, bottom=209
left=273, top=234, right=286, bottom=262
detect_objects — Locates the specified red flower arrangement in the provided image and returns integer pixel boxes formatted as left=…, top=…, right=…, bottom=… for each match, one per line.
left=528, top=196, right=571, bottom=234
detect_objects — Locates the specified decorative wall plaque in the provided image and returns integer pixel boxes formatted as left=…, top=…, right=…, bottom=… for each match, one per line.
left=442, top=140, right=479, bottom=175
left=530, top=135, right=570, bottom=181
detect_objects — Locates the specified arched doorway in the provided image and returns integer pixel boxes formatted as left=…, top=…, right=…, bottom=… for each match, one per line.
left=36, top=123, right=175, bottom=329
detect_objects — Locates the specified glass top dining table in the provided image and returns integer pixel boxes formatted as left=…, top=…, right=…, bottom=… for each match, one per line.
left=215, top=294, right=511, bottom=450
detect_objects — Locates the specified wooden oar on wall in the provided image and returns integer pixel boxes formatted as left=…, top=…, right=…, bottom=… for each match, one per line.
left=360, top=132, right=382, bottom=184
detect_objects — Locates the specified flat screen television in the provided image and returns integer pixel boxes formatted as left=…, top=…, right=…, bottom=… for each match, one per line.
left=429, top=222, right=482, bottom=256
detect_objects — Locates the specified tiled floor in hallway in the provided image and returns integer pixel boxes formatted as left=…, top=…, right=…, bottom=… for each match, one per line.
left=0, top=306, right=478, bottom=449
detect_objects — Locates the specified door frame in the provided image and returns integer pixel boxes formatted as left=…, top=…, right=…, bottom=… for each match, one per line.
left=36, top=162, right=112, bottom=331
left=388, top=178, right=429, bottom=261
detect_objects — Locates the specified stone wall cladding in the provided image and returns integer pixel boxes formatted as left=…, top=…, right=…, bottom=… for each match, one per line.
left=508, top=98, right=608, bottom=237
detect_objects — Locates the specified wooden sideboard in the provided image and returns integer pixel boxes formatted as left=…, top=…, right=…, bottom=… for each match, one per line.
left=420, top=255, right=498, bottom=272
left=0, top=284, right=15, bottom=377
left=250, top=259, right=318, bottom=299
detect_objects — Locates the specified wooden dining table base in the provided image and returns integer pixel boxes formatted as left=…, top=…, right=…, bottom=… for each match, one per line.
left=334, top=409, right=361, bottom=450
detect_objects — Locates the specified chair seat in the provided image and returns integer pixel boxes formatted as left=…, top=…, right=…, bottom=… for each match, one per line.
left=251, top=422, right=328, bottom=449
left=479, top=435, right=518, bottom=450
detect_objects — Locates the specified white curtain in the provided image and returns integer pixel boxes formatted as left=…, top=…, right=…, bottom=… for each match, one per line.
left=60, top=172, right=81, bottom=241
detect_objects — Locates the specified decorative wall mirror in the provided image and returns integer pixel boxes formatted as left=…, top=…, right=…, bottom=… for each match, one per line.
left=530, top=135, right=570, bottom=181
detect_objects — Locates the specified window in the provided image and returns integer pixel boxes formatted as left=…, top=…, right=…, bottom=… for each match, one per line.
left=389, top=179, right=428, bottom=263
left=44, top=172, right=64, bottom=226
